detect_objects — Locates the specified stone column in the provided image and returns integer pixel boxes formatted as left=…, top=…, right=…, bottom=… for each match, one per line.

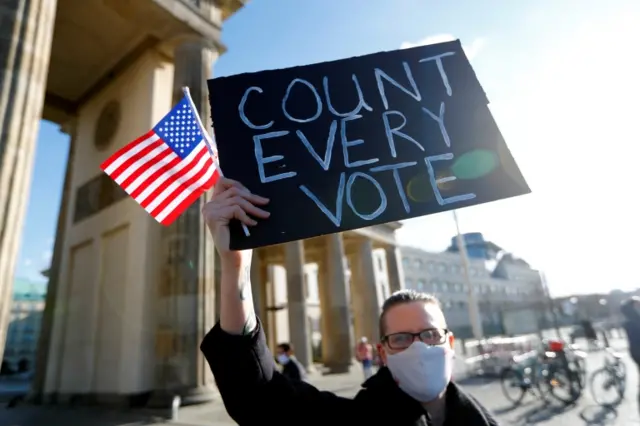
left=0, top=0, right=58, bottom=363
left=318, top=234, right=353, bottom=373
left=213, top=250, right=222, bottom=322
left=250, top=251, right=266, bottom=318
left=385, top=246, right=405, bottom=294
left=284, top=241, right=312, bottom=370
left=351, top=239, right=382, bottom=342
left=150, top=39, right=218, bottom=407
left=264, top=264, right=278, bottom=351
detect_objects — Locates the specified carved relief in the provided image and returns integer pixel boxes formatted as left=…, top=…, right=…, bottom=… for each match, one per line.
left=94, top=100, right=120, bottom=151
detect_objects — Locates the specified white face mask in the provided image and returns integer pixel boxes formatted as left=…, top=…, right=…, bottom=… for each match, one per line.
left=277, top=354, right=290, bottom=365
left=386, top=341, right=454, bottom=402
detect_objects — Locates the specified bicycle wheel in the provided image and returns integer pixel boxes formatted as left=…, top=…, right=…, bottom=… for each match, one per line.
left=533, top=366, right=552, bottom=403
left=571, top=358, right=587, bottom=390
left=547, top=364, right=582, bottom=405
left=501, top=367, right=527, bottom=405
left=590, top=368, right=624, bottom=406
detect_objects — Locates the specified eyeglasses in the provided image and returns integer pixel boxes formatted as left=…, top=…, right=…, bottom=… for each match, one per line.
left=383, top=328, right=449, bottom=350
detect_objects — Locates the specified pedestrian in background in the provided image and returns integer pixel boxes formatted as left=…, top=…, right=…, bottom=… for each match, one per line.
left=276, top=342, right=307, bottom=382
left=356, top=337, right=374, bottom=379
left=621, top=297, right=640, bottom=414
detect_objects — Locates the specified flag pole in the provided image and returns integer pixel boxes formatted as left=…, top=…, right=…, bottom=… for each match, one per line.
left=452, top=210, right=484, bottom=340
left=182, top=87, right=250, bottom=237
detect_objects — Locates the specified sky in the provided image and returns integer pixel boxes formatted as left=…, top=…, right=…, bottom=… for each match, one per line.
left=15, top=0, right=640, bottom=297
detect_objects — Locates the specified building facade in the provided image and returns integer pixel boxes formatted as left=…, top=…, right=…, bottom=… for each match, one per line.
left=401, top=235, right=545, bottom=338
left=1, top=279, right=47, bottom=374
left=0, top=0, right=407, bottom=406
left=269, top=249, right=392, bottom=361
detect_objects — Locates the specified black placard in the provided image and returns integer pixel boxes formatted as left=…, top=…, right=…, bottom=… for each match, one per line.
left=208, top=40, right=530, bottom=250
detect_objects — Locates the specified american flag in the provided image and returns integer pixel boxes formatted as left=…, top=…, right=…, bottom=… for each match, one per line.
left=100, top=95, right=220, bottom=226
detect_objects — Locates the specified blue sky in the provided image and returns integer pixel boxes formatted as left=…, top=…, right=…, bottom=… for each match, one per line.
left=15, top=0, right=640, bottom=296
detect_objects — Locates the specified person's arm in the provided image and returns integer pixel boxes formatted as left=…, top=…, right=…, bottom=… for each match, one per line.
left=218, top=250, right=257, bottom=336
left=200, top=178, right=354, bottom=424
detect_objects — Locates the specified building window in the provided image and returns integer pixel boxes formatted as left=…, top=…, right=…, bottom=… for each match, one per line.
left=406, top=279, right=413, bottom=288
left=402, top=257, right=410, bottom=268
left=417, top=280, right=425, bottom=290
left=377, top=256, right=384, bottom=272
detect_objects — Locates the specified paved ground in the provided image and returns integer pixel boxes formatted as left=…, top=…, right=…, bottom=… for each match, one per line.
left=3, top=336, right=637, bottom=426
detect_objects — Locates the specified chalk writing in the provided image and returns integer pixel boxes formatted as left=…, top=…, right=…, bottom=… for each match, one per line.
left=418, top=52, right=456, bottom=97
left=425, top=154, right=476, bottom=205
left=323, top=75, right=373, bottom=117
left=253, top=131, right=296, bottom=183
left=282, top=78, right=323, bottom=123
left=245, top=52, right=471, bottom=222
left=341, top=115, right=379, bottom=168
left=382, top=110, right=425, bottom=158
left=245, top=48, right=469, bottom=224
left=208, top=39, right=530, bottom=249
left=299, top=172, right=346, bottom=227
left=422, top=103, right=451, bottom=148
left=346, top=172, right=388, bottom=221
left=370, top=162, right=417, bottom=213
left=375, top=62, right=421, bottom=110
left=239, top=87, right=273, bottom=130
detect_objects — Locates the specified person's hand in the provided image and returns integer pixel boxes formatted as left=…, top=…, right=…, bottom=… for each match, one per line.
left=202, top=177, right=269, bottom=262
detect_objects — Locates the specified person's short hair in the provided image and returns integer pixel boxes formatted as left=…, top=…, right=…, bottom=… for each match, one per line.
left=378, top=290, right=441, bottom=338
left=277, top=343, right=293, bottom=353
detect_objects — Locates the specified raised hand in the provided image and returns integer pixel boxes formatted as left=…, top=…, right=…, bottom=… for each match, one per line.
left=202, top=177, right=270, bottom=259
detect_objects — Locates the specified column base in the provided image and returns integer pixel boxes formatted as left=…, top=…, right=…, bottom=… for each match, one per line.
left=323, top=363, right=352, bottom=374
left=25, top=390, right=153, bottom=407
left=23, top=386, right=218, bottom=408
left=147, top=385, right=218, bottom=408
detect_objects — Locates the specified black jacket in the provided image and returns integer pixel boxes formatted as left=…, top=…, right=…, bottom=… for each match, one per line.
left=280, top=357, right=305, bottom=381
left=201, top=319, right=499, bottom=426
left=621, top=300, right=640, bottom=364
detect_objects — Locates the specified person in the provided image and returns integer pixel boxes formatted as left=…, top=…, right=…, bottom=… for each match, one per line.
left=276, top=342, right=307, bottom=381
left=200, top=177, right=499, bottom=426
left=621, top=297, right=640, bottom=413
left=580, top=319, right=599, bottom=351
left=356, top=337, right=375, bottom=379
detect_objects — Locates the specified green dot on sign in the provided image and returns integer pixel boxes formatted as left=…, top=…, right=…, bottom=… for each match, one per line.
left=451, top=149, right=499, bottom=180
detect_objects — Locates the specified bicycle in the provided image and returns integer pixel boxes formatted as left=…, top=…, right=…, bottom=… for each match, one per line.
left=537, top=340, right=586, bottom=405
left=500, top=350, right=553, bottom=405
left=589, top=347, right=626, bottom=407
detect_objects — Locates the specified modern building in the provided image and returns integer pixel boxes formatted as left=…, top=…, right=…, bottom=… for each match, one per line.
left=401, top=234, right=546, bottom=338
left=447, top=232, right=503, bottom=261
left=0, top=0, right=406, bottom=406
left=1, top=279, right=47, bottom=374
